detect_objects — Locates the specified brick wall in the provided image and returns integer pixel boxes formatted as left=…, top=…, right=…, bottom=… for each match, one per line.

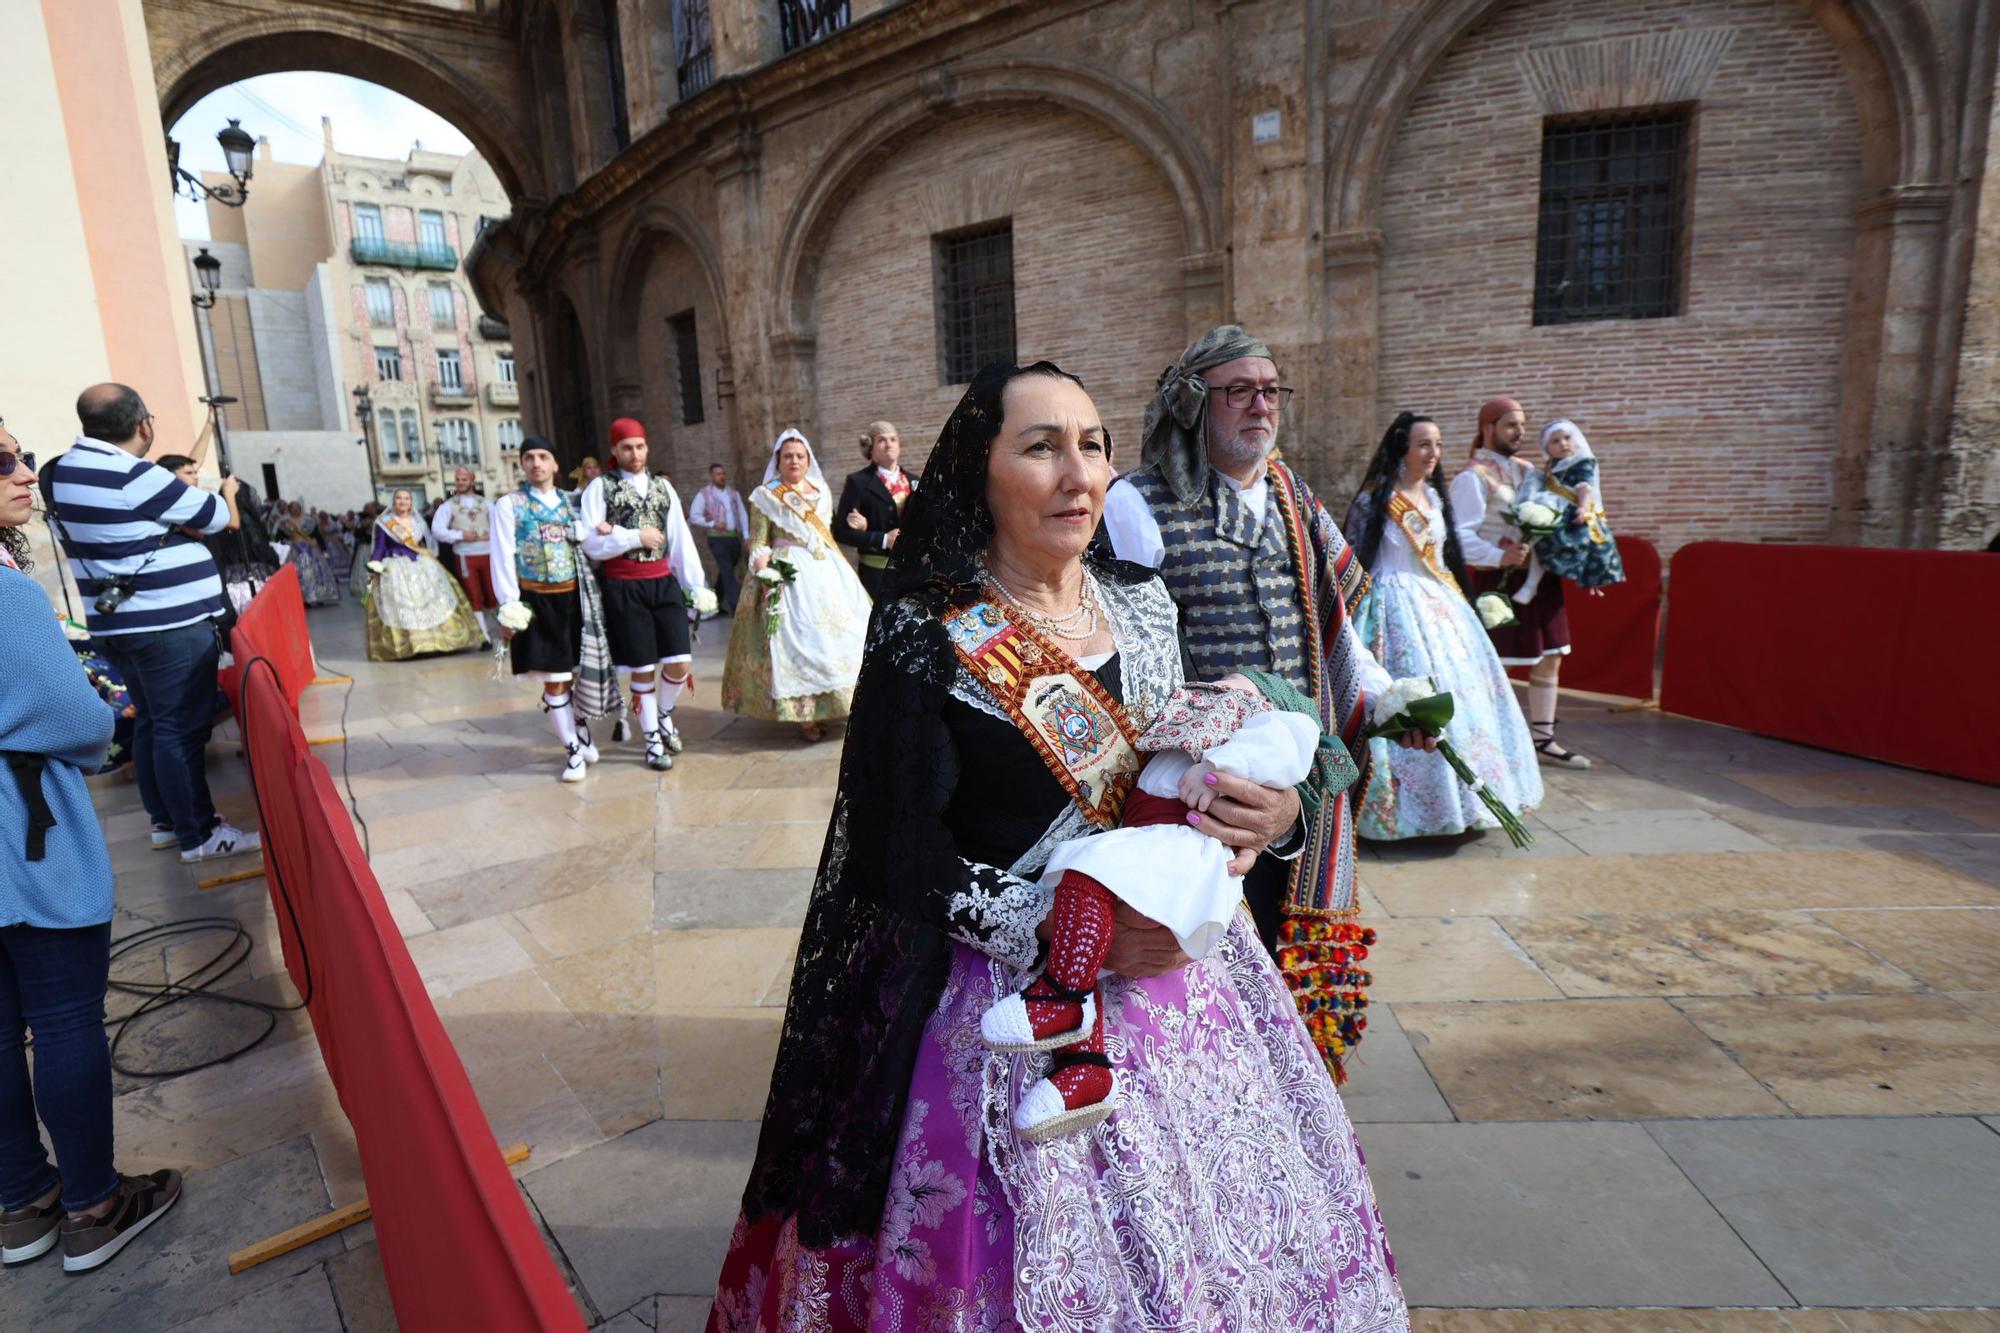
left=1374, top=0, right=1864, bottom=554
left=812, top=103, right=1187, bottom=478
left=631, top=239, right=730, bottom=492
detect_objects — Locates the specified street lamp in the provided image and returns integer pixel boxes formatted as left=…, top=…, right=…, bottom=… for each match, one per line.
left=353, top=384, right=382, bottom=505
left=168, top=118, right=257, bottom=207
left=190, top=247, right=222, bottom=309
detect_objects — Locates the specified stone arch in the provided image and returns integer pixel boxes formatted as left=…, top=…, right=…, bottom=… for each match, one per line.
left=602, top=204, right=737, bottom=482
left=155, top=16, right=545, bottom=203
left=771, top=55, right=1223, bottom=343
left=1327, top=0, right=1947, bottom=235
left=547, top=290, right=601, bottom=471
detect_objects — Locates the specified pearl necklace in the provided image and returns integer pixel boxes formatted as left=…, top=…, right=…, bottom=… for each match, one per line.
left=980, top=561, right=1100, bottom=641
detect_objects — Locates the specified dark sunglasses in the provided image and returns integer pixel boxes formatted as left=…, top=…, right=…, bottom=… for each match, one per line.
left=0, top=451, right=36, bottom=477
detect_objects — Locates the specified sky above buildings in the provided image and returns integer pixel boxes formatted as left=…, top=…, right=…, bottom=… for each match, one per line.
left=172, top=73, right=475, bottom=241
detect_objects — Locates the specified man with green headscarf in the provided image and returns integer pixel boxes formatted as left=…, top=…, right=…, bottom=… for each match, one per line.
left=1103, top=325, right=1414, bottom=1082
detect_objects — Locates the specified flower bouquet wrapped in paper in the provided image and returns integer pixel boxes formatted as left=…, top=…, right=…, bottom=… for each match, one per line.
left=1366, top=676, right=1535, bottom=847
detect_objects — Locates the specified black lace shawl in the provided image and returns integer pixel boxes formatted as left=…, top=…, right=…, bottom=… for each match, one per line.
left=740, top=360, right=1153, bottom=1245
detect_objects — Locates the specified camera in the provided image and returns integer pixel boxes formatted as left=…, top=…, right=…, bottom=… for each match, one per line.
left=93, top=576, right=137, bottom=617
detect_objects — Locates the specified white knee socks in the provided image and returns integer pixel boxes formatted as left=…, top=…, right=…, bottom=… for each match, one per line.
left=1528, top=656, right=1561, bottom=731
left=543, top=691, right=579, bottom=746
left=633, top=681, right=660, bottom=734
left=657, top=675, right=686, bottom=715
left=471, top=608, right=491, bottom=638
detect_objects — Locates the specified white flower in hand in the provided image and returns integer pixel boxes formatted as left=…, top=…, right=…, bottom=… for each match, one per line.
left=1370, top=676, right=1435, bottom=728
left=688, top=587, right=719, bottom=616
left=1512, top=500, right=1559, bottom=529
left=1475, top=592, right=1517, bottom=629
left=753, top=566, right=785, bottom=585
left=496, top=602, right=534, bottom=632
left=365, top=560, right=386, bottom=575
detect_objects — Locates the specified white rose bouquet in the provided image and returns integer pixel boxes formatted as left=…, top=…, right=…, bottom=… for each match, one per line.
left=365, top=559, right=387, bottom=575
left=496, top=601, right=534, bottom=632
left=1504, top=497, right=1562, bottom=541
left=756, top=554, right=800, bottom=642
left=1475, top=592, right=1518, bottom=629
left=1365, top=675, right=1535, bottom=847
left=687, top=586, right=719, bottom=618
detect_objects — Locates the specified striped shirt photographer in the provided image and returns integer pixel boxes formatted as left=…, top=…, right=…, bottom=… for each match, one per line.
left=47, top=436, right=231, bottom=635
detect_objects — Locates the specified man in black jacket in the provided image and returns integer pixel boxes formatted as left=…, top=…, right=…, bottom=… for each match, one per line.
left=834, top=420, right=916, bottom=601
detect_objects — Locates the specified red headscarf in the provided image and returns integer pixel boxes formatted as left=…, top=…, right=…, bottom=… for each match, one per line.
left=609, top=417, right=647, bottom=446
left=1471, top=397, right=1524, bottom=456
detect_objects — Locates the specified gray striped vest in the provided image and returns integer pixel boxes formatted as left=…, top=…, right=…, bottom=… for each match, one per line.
left=1123, top=468, right=1311, bottom=695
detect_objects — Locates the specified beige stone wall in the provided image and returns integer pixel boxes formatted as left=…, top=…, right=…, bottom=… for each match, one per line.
left=1944, top=61, right=2000, bottom=551
left=809, top=103, right=1188, bottom=478
left=1374, top=0, right=1864, bottom=555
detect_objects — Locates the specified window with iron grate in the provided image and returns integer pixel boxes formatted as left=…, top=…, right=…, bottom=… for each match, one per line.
left=934, top=222, right=1016, bottom=386
left=779, top=0, right=849, bottom=54
left=669, top=310, right=705, bottom=425
left=675, top=0, right=714, bottom=99
left=1533, top=108, right=1690, bottom=326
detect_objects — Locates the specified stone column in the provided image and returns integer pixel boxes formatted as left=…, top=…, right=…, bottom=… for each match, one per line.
left=1831, top=185, right=1951, bottom=545
left=1322, top=227, right=1383, bottom=494
left=703, top=126, right=780, bottom=479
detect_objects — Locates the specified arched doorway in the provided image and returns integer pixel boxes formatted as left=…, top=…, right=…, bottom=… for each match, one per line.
left=605, top=213, right=736, bottom=488
left=551, top=296, right=600, bottom=474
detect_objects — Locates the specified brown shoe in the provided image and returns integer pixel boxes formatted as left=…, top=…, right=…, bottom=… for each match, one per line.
left=60, top=1171, right=182, bottom=1274
left=1, top=1184, right=61, bottom=1265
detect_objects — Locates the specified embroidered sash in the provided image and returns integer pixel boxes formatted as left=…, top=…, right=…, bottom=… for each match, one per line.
left=1387, top=491, right=1462, bottom=595
left=943, top=600, right=1141, bottom=831
left=1542, top=472, right=1613, bottom=545
left=376, top=518, right=433, bottom=559
left=758, top=482, right=839, bottom=558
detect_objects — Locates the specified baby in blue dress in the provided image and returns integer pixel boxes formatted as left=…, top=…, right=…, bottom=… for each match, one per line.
left=1531, top=418, right=1624, bottom=590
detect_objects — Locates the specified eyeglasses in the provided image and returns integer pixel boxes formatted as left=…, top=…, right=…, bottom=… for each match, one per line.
left=0, top=451, right=36, bottom=477
left=1211, top=384, right=1294, bottom=410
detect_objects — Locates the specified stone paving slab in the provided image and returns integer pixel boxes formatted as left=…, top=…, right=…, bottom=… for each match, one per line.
left=1342, top=1004, right=1455, bottom=1125
left=523, top=1119, right=761, bottom=1316
left=0, top=1136, right=344, bottom=1331
left=653, top=867, right=815, bottom=930
left=1363, top=1122, right=1791, bottom=1308
left=1647, top=1117, right=2000, bottom=1306
left=162, top=1266, right=345, bottom=1332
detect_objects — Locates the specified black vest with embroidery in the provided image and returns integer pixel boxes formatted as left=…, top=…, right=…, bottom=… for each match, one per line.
left=603, top=474, right=674, bottom=563
left=1124, top=468, right=1310, bottom=696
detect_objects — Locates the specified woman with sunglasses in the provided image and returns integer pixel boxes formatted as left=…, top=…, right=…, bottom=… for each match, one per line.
left=0, top=426, right=184, bottom=1273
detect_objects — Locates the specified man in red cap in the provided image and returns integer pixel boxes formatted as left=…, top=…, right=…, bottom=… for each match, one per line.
left=1449, top=397, right=1590, bottom=768
left=579, top=418, right=711, bottom=770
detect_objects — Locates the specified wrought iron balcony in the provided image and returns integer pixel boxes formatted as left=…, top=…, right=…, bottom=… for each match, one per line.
left=350, top=236, right=458, bottom=271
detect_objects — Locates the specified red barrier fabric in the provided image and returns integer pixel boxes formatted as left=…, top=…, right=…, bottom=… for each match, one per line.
left=233, top=608, right=583, bottom=1330
left=1505, top=536, right=1663, bottom=700
left=1660, top=542, right=2000, bottom=784
left=227, top=565, right=315, bottom=715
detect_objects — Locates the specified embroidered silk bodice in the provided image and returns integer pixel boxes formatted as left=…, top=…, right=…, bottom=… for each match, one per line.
left=1122, top=468, right=1311, bottom=698
left=513, top=489, right=577, bottom=584
left=603, top=474, right=675, bottom=564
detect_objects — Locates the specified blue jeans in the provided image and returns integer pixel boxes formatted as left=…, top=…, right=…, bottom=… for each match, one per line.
left=0, top=923, right=116, bottom=1213
left=97, top=620, right=220, bottom=851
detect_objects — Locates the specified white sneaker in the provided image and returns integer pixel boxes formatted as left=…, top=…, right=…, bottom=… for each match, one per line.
left=149, top=826, right=177, bottom=851
left=180, top=822, right=261, bottom=864
left=559, top=742, right=588, bottom=783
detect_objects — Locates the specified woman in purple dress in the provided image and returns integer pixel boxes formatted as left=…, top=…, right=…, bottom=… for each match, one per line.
left=707, top=363, right=1407, bottom=1332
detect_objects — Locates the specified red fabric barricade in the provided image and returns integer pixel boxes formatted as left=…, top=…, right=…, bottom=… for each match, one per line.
left=1660, top=542, right=2000, bottom=785
left=221, top=565, right=314, bottom=716
left=233, top=608, right=582, bottom=1331
left=1505, top=535, right=1663, bottom=700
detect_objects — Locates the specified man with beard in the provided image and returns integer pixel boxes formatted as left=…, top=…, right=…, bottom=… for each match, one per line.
left=431, top=465, right=496, bottom=646
left=834, top=420, right=915, bottom=602
left=1448, top=397, right=1590, bottom=769
left=1102, top=325, right=1427, bottom=1082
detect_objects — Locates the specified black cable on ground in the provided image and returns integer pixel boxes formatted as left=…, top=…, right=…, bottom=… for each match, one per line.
left=338, top=670, right=370, bottom=859
left=86, top=654, right=320, bottom=1079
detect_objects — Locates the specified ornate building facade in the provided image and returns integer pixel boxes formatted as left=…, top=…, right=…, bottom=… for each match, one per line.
left=146, top=0, right=2000, bottom=552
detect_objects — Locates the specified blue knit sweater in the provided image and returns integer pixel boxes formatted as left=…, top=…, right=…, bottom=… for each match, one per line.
left=1, top=567, right=115, bottom=928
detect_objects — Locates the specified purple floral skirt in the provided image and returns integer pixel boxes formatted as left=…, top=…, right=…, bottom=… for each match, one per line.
left=708, top=914, right=1408, bottom=1332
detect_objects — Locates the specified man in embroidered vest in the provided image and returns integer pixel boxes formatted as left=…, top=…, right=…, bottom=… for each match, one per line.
left=1449, top=397, right=1591, bottom=769
left=1102, top=324, right=1428, bottom=1081
left=835, top=420, right=916, bottom=602
left=430, top=466, right=496, bottom=646
left=580, top=417, right=711, bottom=772
left=490, top=438, right=597, bottom=783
